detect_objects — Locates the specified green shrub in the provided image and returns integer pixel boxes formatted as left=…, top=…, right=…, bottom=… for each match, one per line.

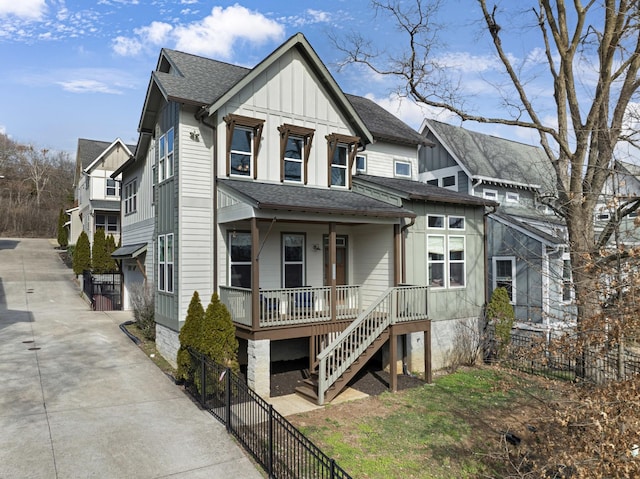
left=57, top=209, right=68, bottom=248
left=91, top=228, right=109, bottom=273
left=73, top=231, right=91, bottom=275
left=105, top=234, right=119, bottom=272
left=177, top=291, right=205, bottom=382
left=486, top=287, right=515, bottom=358
left=130, top=282, right=155, bottom=340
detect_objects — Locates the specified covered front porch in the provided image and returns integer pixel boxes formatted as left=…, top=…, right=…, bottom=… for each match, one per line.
left=216, top=179, right=431, bottom=402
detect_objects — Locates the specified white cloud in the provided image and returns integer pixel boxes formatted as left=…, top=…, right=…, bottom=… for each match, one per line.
left=437, top=51, right=501, bottom=73
left=283, top=8, right=334, bottom=28
left=57, top=79, right=123, bottom=94
left=0, top=0, right=47, bottom=20
left=113, top=4, right=284, bottom=59
left=364, top=93, right=444, bottom=130
left=0, top=125, right=6, bottom=135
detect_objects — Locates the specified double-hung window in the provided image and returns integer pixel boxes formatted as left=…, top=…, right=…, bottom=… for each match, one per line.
left=493, top=257, right=516, bottom=303
left=224, top=114, right=264, bottom=179
left=278, top=124, right=314, bottom=184
left=95, top=214, right=119, bottom=233
left=427, top=215, right=467, bottom=288
left=283, top=234, right=305, bottom=288
left=327, top=133, right=359, bottom=188
left=106, top=178, right=120, bottom=197
left=562, top=258, right=572, bottom=302
left=124, top=179, right=137, bottom=215
left=158, top=128, right=174, bottom=181
left=158, top=233, right=174, bottom=293
left=229, top=232, right=251, bottom=288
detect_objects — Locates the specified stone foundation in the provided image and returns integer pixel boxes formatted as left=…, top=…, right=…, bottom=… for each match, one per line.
left=247, top=339, right=270, bottom=398
left=155, top=323, right=180, bottom=369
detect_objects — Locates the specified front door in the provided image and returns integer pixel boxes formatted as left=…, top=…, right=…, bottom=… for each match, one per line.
left=324, top=235, right=347, bottom=286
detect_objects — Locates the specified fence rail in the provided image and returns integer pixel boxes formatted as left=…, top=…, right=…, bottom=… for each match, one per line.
left=183, top=349, right=351, bottom=479
left=498, top=331, right=640, bottom=383
left=82, top=270, right=121, bottom=311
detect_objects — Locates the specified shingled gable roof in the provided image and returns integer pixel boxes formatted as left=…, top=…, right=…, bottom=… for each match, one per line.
left=422, top=119, right=556, bottom=194
left=218, top=179, right=416, bottom=219
left=353, top=174, right=497, bottom=207
left=491, top=211, right=566, bottom=247
left=345, top=94, right=429, bottom=147
left=76, top=138, right=135, bottom=184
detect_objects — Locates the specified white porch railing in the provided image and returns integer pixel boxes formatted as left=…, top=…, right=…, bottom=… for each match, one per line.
left=316, top=285, right=428, bottom=405
left=219, top=285, right=362, bottom=328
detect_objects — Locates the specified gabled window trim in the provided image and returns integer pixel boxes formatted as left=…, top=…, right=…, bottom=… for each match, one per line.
left=224, top=114, right=265, bottom=179
left=326, top=133, right=360, bottom=188
left=278, top=124, right=314, bottom=184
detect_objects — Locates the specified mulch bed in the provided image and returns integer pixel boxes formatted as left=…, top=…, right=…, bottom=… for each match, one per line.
left=270, top=358, right=426, bottom=397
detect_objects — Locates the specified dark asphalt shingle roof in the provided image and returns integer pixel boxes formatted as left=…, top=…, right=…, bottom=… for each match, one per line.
left=492, top=211, right=566, bottom=246
left=155, top=49, right=250, bottom=105
left=354, top=174, right=497, bottom=207
left=424, top=119, right=556, bottom=193
left=77, top=138, right=136, bottom=171
left=154, top=48, right=424, bottom=147
left=345, top=94, right=429, bottom=147
left=218, top=179, right=416, bottom=218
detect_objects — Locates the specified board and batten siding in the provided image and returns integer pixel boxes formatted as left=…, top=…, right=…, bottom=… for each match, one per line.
left=351, top=224, right=394, bottom=307
left=404, top=203, right=486, bottom=321
left=215, top=48, right=357, bottom=188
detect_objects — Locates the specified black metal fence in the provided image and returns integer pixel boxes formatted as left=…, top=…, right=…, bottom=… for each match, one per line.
left=82, top=271, right=122, bottom=311
left=183, top=349, right=352, bottom=479
left=498, top=330, right=640, bottom=383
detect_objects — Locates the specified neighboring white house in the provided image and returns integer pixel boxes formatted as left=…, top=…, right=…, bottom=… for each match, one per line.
left=70, top=138, right=134, bottom=246
left=118, top=33, right=495, bottom=403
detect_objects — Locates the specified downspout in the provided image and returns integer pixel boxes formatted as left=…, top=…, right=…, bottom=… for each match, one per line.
left=196, top=107, right=217, bottom=292
left=400, top=216, right=416, bottom=285
left=484, top=204, right=498, bottom=305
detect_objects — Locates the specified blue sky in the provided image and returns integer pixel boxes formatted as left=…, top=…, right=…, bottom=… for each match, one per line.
left=0, top=0, right=595, bottom=157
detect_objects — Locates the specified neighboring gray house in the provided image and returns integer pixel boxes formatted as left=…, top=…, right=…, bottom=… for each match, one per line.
left=118, top=33, right=495, bottom=403
left=70, top=138, right=134, bottom=246
left=420, top=119, right=576, bottom=326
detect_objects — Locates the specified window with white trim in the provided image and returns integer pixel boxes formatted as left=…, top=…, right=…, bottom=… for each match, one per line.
left=282, top=234, right=305, bottom=288
left=327, top=133, right=359, bottom=188
left=427, top=235, right=445, bottom=288
left=95, top=214, right=119, bottom=233
left=229, top=232, right=251, bottom=288
left=224, top=114, right=264, bottom=179
left=562, top=258, right=572, bottom=302
left=124, top=179, right=137, bottom=215
left=493, top=257, right=516, bottom=303
left=158, top=233, right=174, bottom=293
left=506, top=191, right=519, bottom=203
left=428, top=215, right=445, bottom=229
left=442, top=175, right=456, bottom=189
left=278, top=124, right=314, bottom=184
left=158, top=128, right=174, bottom=181
left=449, top=216, right=465, bottom=230
left=449, top=236, right=465, bottom=287
left=483, top=189, right=498, bottom=200
left=356, top=155, right=367, bottom=173
left=106, top=178, right=120, bottom=197
left=394, top=160, right=411, bottom=178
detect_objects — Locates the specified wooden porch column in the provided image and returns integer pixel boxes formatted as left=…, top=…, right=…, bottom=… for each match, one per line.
left=329, top=223, right=337, bottom=321
left=251, top=217, right=260, bottom=330
left=394, top=224, right=401, bottom=286
left=390, top=326, right=398, bottom=392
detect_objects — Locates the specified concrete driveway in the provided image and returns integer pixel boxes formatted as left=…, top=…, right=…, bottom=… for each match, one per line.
left=0, top=238, right=263, bottom=479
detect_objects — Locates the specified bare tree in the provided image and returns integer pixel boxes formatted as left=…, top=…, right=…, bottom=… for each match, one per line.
left=335, top=0, right=640, bottom=332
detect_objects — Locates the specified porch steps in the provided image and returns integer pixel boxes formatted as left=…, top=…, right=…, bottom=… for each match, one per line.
left=295, top=328, right=390, bottom=404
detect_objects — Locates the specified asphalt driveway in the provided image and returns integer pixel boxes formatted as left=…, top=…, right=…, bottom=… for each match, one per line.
left=0, top=238, right=263, bottom=479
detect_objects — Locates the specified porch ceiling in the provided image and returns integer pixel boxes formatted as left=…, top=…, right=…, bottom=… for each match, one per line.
left=218, top=179, right=416, bottom=221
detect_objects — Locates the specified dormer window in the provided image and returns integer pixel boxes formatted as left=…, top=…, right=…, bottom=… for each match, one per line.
left=278, top=124, right=314, bottom=184
left=327, top=133, right=359, bottom=188
left=224, top=114, right=264, bottom=179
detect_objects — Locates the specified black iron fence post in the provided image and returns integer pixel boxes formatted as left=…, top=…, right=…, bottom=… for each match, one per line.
left=225, top=367, right=231, bottom=432
left=268, top=404, right=274, bottom=478
left=200, top=351, right=206, bottom=406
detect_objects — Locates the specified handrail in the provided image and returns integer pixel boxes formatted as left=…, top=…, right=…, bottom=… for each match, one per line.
left=316, top=285, right=428, bottom=405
